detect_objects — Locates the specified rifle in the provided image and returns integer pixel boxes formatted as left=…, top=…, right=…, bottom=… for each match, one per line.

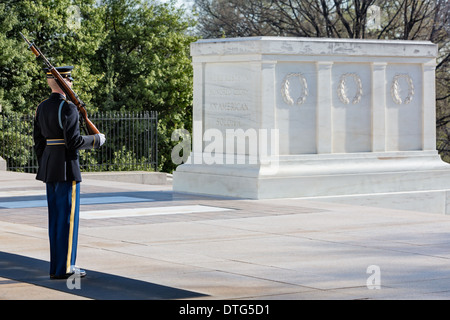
left=19, top=32, right=100, bottom=135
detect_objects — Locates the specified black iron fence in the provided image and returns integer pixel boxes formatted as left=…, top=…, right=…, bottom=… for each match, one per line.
left=0, top=111, right=158, bottom=173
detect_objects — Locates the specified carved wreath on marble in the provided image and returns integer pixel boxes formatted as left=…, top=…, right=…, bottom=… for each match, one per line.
left=281, top=73, right=309, bottom=106
left=281, top=72, right=415, bottom=106
left=337, top=73, right=363, bottom=105
left=391, top=74, right=415, bottom=105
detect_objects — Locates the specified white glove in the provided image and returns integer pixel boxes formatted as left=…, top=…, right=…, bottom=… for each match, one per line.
left=99, top=133, right=106, bottom=146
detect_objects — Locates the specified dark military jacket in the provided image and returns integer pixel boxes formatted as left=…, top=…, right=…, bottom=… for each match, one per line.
left=33, top=93, right=102, bottom=182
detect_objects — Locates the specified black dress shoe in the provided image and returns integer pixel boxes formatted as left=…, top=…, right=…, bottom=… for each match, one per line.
left=50, top=268, right=87, bottom=280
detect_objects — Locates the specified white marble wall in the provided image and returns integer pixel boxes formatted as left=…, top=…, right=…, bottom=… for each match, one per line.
left=174, top=37, right=450, bottom=202
left=193, top=37, right=437, bottom=156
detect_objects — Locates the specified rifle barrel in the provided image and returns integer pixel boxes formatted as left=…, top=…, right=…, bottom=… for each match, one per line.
left=19, top=32, right=30, bottom=44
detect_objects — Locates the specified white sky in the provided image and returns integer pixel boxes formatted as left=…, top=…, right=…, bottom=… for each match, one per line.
left=160, top=0, right=194, bottom=8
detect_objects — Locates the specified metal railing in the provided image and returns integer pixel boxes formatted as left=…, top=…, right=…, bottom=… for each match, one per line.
left=0, top=111, right=158, bottom=173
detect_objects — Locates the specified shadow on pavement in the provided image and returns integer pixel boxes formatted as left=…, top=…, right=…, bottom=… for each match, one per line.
left=0, top=251, right=207, bottom=300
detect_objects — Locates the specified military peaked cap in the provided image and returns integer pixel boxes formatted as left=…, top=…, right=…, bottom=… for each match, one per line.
left=45, top=66, right=74, bottom=81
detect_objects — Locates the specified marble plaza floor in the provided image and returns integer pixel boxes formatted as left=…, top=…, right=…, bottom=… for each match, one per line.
left=1, top=170, right=450, bottom=300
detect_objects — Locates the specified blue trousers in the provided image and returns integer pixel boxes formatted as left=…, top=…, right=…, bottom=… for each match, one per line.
left=46, top=181, right=80, bottom=276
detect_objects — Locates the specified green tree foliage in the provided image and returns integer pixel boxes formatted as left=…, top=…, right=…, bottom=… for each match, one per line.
left=94, top=0, right=196, bottom=172
left=0, top=0, right=106, bottom=113
left=0, top=0, right=197, bottom=172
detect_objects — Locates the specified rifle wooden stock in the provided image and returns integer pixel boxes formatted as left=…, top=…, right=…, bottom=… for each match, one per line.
left=20, top=32, right=100, bottom=135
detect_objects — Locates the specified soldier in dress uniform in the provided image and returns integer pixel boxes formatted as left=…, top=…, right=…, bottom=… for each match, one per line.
left=33, top=66, right=106, bottom=279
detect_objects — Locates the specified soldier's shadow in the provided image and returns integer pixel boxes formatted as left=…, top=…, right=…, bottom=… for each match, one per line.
left=0, top=251, right=206, bottom=300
